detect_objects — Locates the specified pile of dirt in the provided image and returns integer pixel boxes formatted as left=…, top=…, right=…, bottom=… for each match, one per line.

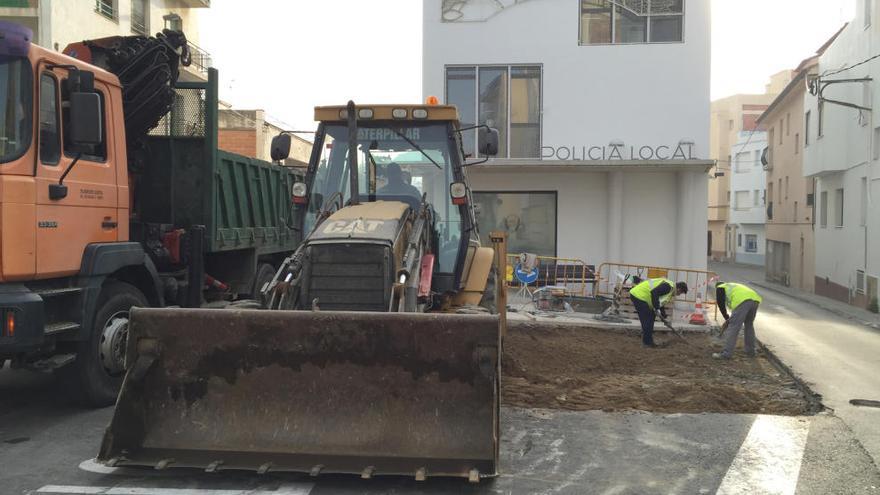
left=501, top=322, right=813, bottom=415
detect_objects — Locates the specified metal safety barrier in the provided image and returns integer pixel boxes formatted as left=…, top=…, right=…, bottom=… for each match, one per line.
left=505, top=254, right=596, bottom=297
left=593, top=262, right=720, bottom=320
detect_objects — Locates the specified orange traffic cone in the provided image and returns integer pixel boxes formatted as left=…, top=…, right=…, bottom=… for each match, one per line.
left=689, top=295, right=707, bottom=325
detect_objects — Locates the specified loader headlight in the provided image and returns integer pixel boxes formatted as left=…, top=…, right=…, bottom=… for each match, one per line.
left=358, top=108, right=374, bottom=119
left=450, top=182, right=468, bottom=205
left=292, top=182, right=308, bottom=205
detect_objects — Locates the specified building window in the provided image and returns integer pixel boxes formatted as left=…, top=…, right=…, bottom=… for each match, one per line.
left=874, top=127, right=880, bottom=159
left=818, top=101, right=825, bottom=137
left=861, top=177, right=868, bottom=226
left=473, top=192, right=557, bottom=256
left=728, top=119, right=734, bottom=131
left=738, top=233, right=742, bottom=247
left=727, top=190, right=730, bottom=204
left=735, top=151, right=750, bottom=172
left=131, top=0, right=148, bottom=35
left=768, top=128, right=775, bottom=162
left=866, top=0, right=873, bottom=28
left=734, top=190, right=749, bottom=210
left=794, top=201, right=798, bottom=222
left=795, top=133, right=800, bottom=154
left=753, top=189, right=760, bottom=207
left=779, top=119, right=784, bottom=144
left=745, top=234, right=758, bottom=253
left=579, top=0, right=684, bottom=45
left=835, top=188, right=844, bottom=227
left=857, top=270, right=866, bottom=294
left=785, top=176, right=789, bottom=200
left=786, top=113, right=791, bottom=136
left=820, top=190, right=828, bottom=227
left=446, top=65, right=541, bottom=159
left=805, top=111, right=811, bottom=146
left=95, top=0, right=117, bottom=21
left=164, top=12, right=183, bottom=31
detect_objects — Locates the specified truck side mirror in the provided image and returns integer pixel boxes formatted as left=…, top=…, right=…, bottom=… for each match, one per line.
left=69, top=92, right=102, bottom=147
left=479, top=127, right=499, bottom=156
left=271, top=134, right=292, bottom=161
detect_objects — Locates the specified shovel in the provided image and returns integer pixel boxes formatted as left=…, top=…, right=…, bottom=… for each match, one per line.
left=658, top=313, right=690, bottom=345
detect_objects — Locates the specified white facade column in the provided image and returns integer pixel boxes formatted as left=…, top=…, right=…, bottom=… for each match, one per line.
left=607, top=171, right=624, bottom=263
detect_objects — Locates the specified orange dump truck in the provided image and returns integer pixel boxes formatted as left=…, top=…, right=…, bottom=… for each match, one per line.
left=0, top=22, right=300, bottom=406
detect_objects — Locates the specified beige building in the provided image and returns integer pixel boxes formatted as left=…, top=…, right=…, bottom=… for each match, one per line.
left=707, top=70, right=792, bottom=260
left=0, top=0, right=210, bottom=81
left=218, top=107, right=312, bottom=168
left=759, top=60, right=820, bottom=291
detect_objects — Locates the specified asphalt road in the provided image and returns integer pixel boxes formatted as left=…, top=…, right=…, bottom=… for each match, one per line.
left=2, top=365, right=879, bottom=494
left=712, top=262, right=880, bottom=467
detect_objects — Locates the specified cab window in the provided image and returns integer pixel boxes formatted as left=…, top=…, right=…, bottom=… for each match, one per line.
left=61, top=79, right=107, bottom=162
left=39, top=73, right=61, bottom=165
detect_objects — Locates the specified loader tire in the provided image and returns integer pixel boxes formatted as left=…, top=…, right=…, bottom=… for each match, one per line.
left=251, top=263, right=276, bottom=306
left=63, top=281, right=149, bottom=408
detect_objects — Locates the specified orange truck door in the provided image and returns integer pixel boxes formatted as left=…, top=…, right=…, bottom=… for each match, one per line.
left=34, top=69, right=119, bottom=279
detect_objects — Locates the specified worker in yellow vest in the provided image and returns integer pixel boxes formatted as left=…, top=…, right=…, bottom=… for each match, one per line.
left=629, top=278, right=689, bottom=348
left=713, top=282, right=763, bottom=359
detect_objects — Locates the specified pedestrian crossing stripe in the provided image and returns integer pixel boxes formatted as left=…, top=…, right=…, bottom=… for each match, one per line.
left=36, top=484, right=313, bottom=495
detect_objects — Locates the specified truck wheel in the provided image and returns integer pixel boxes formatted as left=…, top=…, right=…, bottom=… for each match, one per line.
left=65, top=281, right=149, bottom=408
left=252, top=263, right=276, bottom=305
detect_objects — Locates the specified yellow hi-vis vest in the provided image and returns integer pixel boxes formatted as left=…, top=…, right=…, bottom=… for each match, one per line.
left=630, top=278, right=674, bottom=309
left=718, top=282, right=762, bottom=310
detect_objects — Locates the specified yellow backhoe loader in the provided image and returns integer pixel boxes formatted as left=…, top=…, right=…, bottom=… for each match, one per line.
left=97, top=101, right=507, bottom=482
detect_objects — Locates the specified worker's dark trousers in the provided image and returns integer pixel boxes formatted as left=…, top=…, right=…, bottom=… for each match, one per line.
left=630, top=295, right=655, bottom=345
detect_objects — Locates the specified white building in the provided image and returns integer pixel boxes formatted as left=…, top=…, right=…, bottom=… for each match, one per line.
left=423, top=0, right=711, bottom=271
left=727, top=131, right=768, bottom=266
left=803, top=0, right=879, bottom=309
left=0, top=0, right=210, bottom=81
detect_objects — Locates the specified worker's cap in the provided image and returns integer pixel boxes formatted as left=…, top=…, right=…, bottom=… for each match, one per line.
left=676, top=281, right=689, bottom=294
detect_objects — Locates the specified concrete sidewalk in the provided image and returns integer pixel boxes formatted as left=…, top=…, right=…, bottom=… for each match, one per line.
left=709, top=261, right=880, bottom=331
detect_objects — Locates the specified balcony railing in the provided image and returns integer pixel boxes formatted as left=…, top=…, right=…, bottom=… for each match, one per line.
left=187, top=41, right=212, bottom=76
left=94, top=0, right=117, bottom=21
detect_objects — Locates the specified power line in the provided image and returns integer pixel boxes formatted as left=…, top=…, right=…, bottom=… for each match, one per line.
left=822, top=52, right=880, bottom=77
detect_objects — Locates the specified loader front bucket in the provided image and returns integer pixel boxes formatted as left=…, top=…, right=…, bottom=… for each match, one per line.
left=97, top=308, right=501, bottom=481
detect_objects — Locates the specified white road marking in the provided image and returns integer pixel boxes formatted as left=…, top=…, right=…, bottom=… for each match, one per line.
left=716, top=415, right=810, bottom=495
left=36, top=484, right=313, bottom=495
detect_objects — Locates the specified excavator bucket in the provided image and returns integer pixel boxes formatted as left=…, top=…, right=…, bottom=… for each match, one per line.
left=97, top=307, right=501, bottom=481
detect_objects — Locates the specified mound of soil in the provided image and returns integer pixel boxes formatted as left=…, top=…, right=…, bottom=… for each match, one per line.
left=501, top=322, right=812, bottom=416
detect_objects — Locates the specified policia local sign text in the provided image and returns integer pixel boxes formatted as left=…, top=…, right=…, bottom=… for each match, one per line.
left=542, top=142, right=697, bottom=161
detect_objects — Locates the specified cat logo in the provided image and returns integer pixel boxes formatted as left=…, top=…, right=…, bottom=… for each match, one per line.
left=323, top=219, right=383, bottom=235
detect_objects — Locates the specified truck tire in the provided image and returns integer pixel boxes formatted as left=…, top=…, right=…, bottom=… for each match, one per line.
left=252, top=263, right=276, bottom=305
left=64, top=281, right=149, bottom=407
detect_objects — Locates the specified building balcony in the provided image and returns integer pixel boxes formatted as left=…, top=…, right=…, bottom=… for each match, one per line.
left=179, top=41, right=212, bottom=82
left=708, top=205, right=729, bottom=222
left=167, top=0, right=210, bottom=7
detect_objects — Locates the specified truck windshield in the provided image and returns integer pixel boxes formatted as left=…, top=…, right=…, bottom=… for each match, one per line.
left=0, top=58, right=32, bottom=164
left=307, top=122, right=463, bottom=273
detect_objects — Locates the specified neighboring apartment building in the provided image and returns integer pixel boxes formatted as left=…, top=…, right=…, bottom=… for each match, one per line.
left=423, top=0, right=711, bottom=271
left=758, top=33, right=842, bottom=291
left=218, top=107, right=311, bottom=168
left=0, top=0, right=210, bottom=81
left=804, top=0, right=879, bottom=310
left=728, top=131, right=768, bottom=266
left=707, top=71, right=792, bottom=261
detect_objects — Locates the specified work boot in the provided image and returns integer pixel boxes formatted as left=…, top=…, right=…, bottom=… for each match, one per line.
left=712, top=352, right=731, bottom=360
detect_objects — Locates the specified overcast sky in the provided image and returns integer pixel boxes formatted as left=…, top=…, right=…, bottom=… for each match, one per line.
left=199, top=0, right=856, bottom=131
